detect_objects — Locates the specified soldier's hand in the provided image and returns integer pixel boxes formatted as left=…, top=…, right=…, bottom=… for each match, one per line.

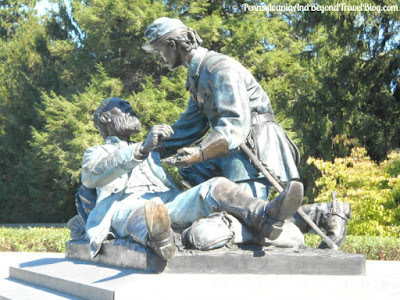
left=141, top=124, right=174, bottom=154
left=162, top=146, right=202, bottom=168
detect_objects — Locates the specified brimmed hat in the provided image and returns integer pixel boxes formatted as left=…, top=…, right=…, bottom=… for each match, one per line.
left=142, top=17, right=187, bottom=52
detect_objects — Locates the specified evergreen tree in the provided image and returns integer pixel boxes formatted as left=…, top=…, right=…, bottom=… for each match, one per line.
left=285, top=0, right=400, bottom=162
left=1, top=0, right=399, bottom=222
left=26, top=66, right=120, bottom=221
left=0, top=0, right=37, bottom=41
left=0, top=2, right=82, bottom=221
left=69, top=0, right=168, bottom=91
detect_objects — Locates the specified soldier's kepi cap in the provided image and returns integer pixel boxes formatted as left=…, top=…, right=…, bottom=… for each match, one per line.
left=142, top=17, right=188, bottom=52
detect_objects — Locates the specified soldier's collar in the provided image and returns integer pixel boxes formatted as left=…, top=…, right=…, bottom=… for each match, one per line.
left=105, top=136, right=130, bottom=148
left=186, top=46, right=208, bottom=91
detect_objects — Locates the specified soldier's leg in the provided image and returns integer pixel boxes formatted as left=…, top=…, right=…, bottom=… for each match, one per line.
left=166, top=178, right=220, bottom=228
left=166, top=177, right=303, bottom=241
left=236, top=178, right=271, bottom=200
left=179, top=159, right=271, bottom=201
left=113, top=198, right=175, bottom=261
left=210, top=178, right=303, bottom=240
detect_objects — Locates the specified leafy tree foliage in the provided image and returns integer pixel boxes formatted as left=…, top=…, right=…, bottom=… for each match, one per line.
left=0, top=0, right=399, bottom=225
left=69, top=0, right=168, bottom=91
left=285, top=0, right=400, bottom=162
left=0, top=0, right=37, bottom=41
left=0, top=1, right=89, bottom=221
left=0, top=10, right=66, bottom=221
left=308, top=148, right=400, bottom=237
left=25, top=66, right=120, bottom=221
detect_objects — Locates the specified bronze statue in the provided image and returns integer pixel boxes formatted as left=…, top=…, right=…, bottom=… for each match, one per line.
left=142, top=17, right=350, bottom=249
left=143, top=17, right=299, bottom=200
left=68, top=20, right=351, bottom=263
left=71, top=97, right=304, bottom=261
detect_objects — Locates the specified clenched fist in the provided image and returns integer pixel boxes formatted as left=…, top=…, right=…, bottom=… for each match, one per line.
left=140, top=124, right=174, bottom=155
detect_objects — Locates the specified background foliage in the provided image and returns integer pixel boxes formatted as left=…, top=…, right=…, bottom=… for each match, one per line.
left=308, top=148, right=400, bottom=237
left=0, top=227, right=69, bottom=252
left=0, top=0, right=399, bottom=236
left=304, top=234, right=400, bottom=260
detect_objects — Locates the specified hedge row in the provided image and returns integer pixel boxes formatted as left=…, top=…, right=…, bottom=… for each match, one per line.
left=0, top=227, right=69, bottom=252
left=1, top=227, right=399, bottom=261
left=304, top=234, right=400, bottom=260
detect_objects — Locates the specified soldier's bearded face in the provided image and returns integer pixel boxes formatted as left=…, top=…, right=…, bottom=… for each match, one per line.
left=112, top=114, right=141, bottom=135
left=107, top=100, right=142, bottom=136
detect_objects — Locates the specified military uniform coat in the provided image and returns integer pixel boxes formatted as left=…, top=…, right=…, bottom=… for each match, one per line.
left=163, top=47, right=299, bottom=184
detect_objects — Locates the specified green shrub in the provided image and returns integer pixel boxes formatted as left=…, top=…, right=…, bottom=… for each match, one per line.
left=307, top=148, right=400, bottom=237
left=304, top=234, right=400, bottom=261
left=0, top=227, right=70, bottom=252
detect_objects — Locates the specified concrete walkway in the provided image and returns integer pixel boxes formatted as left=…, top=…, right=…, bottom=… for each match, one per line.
left=0, top=252, right=77, bottom=300
left=1, top=252, right=399, bottom=300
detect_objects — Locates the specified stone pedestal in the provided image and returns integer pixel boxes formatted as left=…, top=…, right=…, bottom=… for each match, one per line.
left=65, top=239, right=366, bottom=275
left=2, top=241, right=367, bottom=300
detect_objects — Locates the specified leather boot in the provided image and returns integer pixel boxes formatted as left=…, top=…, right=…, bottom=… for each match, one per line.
left=261, top=181, right=304, bottom=239
left=210, top=179, right=303, bottom=240
left=291, top=202, right=351, bottom=248
left=144, top=199, right=175, bottom=261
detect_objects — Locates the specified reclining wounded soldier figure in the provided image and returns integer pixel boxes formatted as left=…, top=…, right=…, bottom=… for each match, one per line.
left=68, top=97, right=350, bottom=262
left=70, top=97, right=305, bottom=261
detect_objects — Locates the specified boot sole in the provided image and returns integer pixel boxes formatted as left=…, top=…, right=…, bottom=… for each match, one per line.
left=144, top=199, right=175, bottom=260
left=276, top=181, right=304, bottom=220
left=144, top=199, right=171, bottom=237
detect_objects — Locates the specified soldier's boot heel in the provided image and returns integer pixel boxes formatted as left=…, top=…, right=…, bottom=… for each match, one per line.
left=145, top=199, right=175, bottom=261
left=261, top=181, right=304, bottom=240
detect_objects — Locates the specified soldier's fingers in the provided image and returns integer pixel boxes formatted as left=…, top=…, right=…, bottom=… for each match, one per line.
left=156, top=124, right=174, bottom=136
left=156, top=128, right=173, bottom=139
left=164, top=124, right=174, bottom=135
left=154, top=124, right=174, bottom=134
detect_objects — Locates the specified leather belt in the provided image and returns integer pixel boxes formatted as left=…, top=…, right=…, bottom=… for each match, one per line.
left=251, top=112, right=275, bottom=125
